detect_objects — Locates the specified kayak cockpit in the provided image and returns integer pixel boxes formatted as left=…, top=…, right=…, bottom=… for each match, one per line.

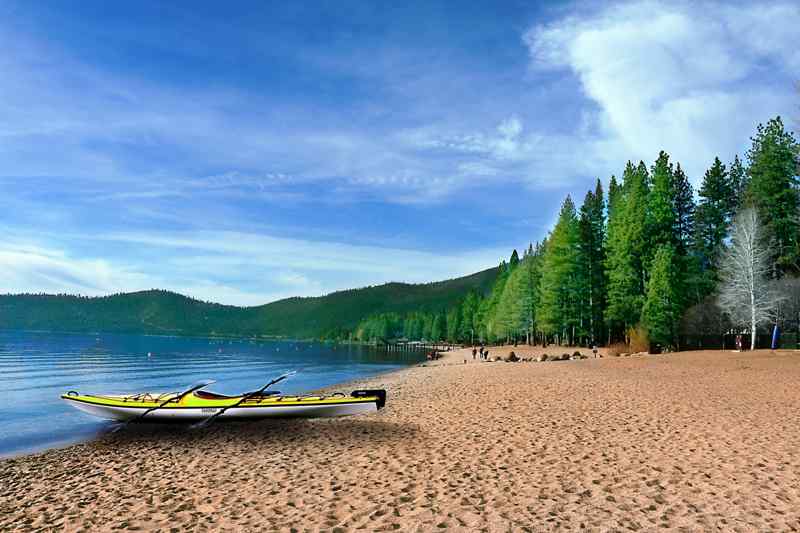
left=193, top=390, right=279, bottom=400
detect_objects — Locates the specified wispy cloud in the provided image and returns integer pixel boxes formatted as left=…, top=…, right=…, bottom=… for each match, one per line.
left=0, top=243, right=149, bottom=296
left=0, top=21, right=500, bottom=205
left=0, top=230, right=507, bottom=305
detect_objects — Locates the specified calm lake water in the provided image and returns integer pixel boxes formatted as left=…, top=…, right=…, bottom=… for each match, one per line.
left=0, top=330, right=424, bottom=457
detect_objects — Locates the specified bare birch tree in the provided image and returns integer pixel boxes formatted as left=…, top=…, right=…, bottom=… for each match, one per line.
left=718, top=208, right=781, bottom=349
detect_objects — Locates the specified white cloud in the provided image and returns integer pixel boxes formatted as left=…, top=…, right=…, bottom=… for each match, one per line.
left=400, top=116, right=609, bottom=190
left=99, top=229, right=503, bottom=280
left=404, top=118, right=527, bottom=161
left=524, top=0, right=799, bottom=183
left=0, top=243, right=150, bottom=295
left=394, top=0, right=798, bottom=194
left=0, top=231, right=508, bottom=306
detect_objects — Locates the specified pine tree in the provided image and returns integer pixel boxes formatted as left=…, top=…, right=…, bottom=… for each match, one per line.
left=605, top=169, right=630, bottom=337
left=403, top=315, right=412, bottom=339
left=518, top=248, right=542, bottom=344
left=538, top=196, right=581, bottom=344
left=459, top=292, right=480, bottom=344
left=641, top=245, right=681, bottom=350
left=646, top=151, right=677, bottom=265
left=478, top=262, right=511, bottom=342
left=729, top=155, right=747, bottom=211
left=446, top=305, right=461, bottom=342
left=692, top=157, right=732, bottom=296
left=411, top=314, right=424, bottom=340
left=422, top=314, right=433, bottom=340
left=671, top=161, right=697, bottom=311
left=672, top=163, right=695, bottom=255
left=605, top=162, right=649, bottom=339
left=631, top=161, right=651, bottom=293
left=430, top=313, right=445, bottom=341
left=579, top=180, right=606, bottom=344
left=575, top=192, right=593, bottom=343
left=608, top=175, right=621, bottom=208
left=745, top=116, right=800, bottom=273
left=509, top=249, right=520, bottom=268
left=493, top=273, right=519, bottom=342
left=495, top=249, right=542, bottom=344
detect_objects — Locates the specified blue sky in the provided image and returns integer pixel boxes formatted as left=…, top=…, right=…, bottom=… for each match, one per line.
left=1, top=1, right=798, bottom=305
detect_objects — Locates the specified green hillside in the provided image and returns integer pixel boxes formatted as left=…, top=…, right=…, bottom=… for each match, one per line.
left=0, top=267, right=498, bottom=339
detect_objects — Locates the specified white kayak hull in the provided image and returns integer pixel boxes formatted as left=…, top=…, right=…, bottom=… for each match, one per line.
left=68, top=399, right=378, bottom=422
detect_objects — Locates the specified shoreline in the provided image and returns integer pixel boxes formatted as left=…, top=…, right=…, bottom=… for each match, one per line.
left=4, top=347, right=800, bottom=530
left=5, top=363, right=424, bottom=463
left=0, top=342, right=781, bottom=463
left=0, top=346, right=446, bottom=462
left=0, top=328, right=456, bottom=350
left=0, top=354, right=427, bottom=462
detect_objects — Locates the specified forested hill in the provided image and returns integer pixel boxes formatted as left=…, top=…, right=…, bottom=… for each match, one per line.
left=0, top=267, right=499, bottom=339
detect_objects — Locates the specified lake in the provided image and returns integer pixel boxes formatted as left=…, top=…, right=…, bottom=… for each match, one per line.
left=0, top=330, right=424, bottom=457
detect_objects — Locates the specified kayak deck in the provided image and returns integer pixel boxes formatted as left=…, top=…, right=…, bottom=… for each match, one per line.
left=61, top=389, right=386, bottom=422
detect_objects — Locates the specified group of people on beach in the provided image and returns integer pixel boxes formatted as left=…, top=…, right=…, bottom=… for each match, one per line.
left=471, top=346, right=490, bottom=361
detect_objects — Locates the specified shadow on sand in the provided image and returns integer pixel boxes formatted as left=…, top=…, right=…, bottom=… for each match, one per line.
left=93, top=417, right=422, bottom=452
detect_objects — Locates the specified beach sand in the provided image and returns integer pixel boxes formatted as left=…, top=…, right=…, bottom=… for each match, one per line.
left=3, top=347, right=800, bottom=531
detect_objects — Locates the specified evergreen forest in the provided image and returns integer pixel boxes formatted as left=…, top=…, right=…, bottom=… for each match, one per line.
left=354, top=116, right=800, bottom=350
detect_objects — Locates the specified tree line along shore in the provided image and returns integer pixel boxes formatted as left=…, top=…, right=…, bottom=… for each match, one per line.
left=354, top=116, right=800, bottom=352
left=0, top=270, right=499, bottom=340
left=2, top=117, right=796, bottom=352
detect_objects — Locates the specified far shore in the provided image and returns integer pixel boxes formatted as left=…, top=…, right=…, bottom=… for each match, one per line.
left=0, top=328, right=302, bottom=342
left=3, top=346, right=800, bottom=531
left=0, top=328, right=458, bottom=352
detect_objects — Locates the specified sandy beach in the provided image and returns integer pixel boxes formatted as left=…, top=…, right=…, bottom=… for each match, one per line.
left=3, top=347, right=800, bottom=532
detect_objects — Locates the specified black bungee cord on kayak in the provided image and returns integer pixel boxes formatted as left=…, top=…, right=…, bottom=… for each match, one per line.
left=111, top=379, right=217, bottom=433
left=191, top=371, right=297, bottom=430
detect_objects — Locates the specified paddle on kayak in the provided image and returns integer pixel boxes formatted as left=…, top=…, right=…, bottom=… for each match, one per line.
left=191, top=371, right=296, bottom=429
left=110, top=379, right=217, bottom=432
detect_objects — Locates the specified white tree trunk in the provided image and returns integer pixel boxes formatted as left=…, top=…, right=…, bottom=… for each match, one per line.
left=750, top=269, right=757, bottom=350
left=719, top=208, right=782, bottom=350
left=751, top=297, right=757, bottom=350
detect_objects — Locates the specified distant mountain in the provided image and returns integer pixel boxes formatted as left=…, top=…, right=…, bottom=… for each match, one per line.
left=0, top=267, right=498, bottom=339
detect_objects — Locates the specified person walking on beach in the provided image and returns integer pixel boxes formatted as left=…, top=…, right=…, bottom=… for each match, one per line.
left=472, top=347, right=477, bottom=360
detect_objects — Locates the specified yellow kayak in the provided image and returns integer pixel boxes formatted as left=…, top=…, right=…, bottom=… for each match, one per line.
left=62, top=386, right=386, bottom=422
